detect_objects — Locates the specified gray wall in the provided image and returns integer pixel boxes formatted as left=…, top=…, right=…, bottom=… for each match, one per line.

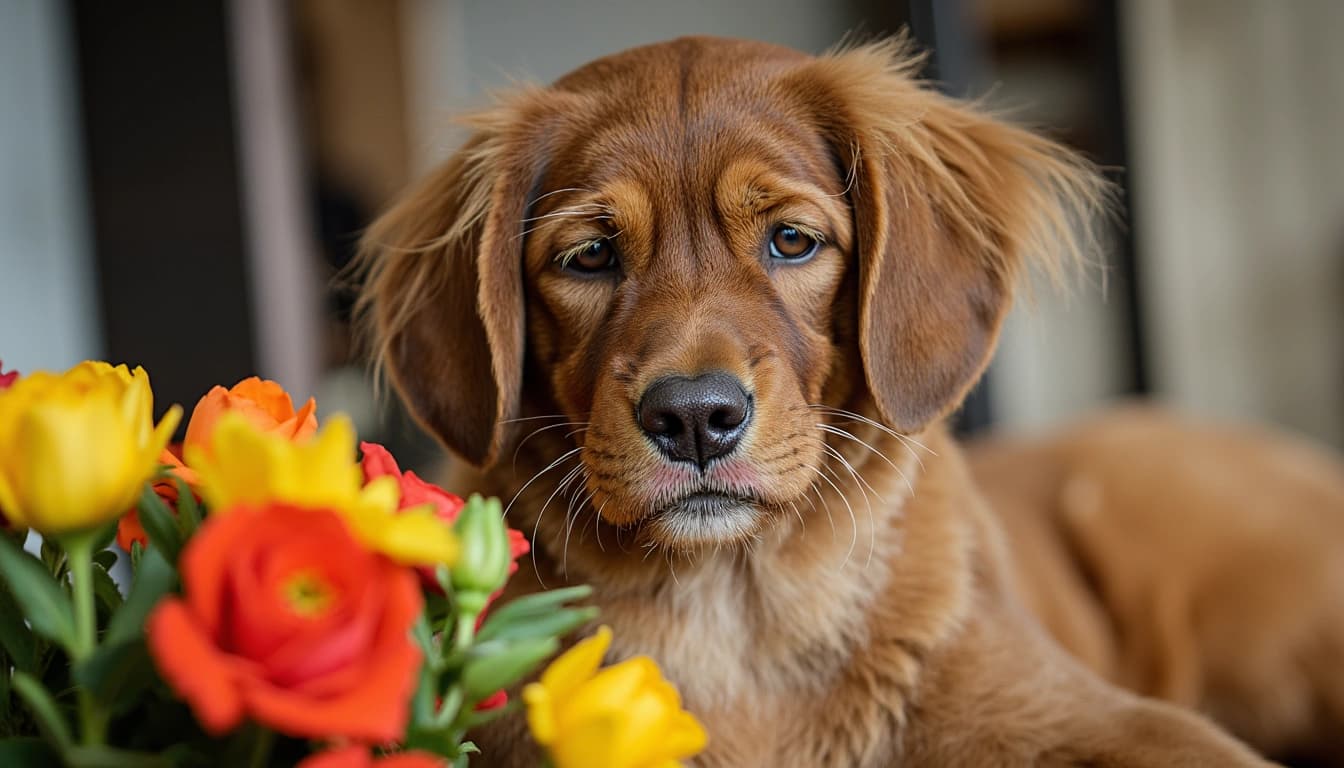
left=0, top=0, right=100, bottom=373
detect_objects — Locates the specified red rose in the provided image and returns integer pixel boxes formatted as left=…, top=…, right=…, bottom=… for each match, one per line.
left=147, top=504, right=423, bottom=742
left=0, top=359, right=16, bottom=390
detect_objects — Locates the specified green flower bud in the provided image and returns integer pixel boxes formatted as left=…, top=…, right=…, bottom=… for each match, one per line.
left=451, top=494, right=510, bottom=616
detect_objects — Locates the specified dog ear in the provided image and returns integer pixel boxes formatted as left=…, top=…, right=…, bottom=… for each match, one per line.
left=356, top=96, right=555, bottom=466
left=795, top=40, right=1106, bottom=432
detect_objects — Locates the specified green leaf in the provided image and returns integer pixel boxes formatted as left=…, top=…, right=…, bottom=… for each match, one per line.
left=173, top=479, right=200, bottom=540
left=63, top=744, right=173, bottom=768
left=136, top=485, right=181, bottom=564
left=460, top=637, right=557, bottom=703
left=0, top=738, right=61, bottom=767
left=0, top=535, right=75, bottom=650
left=91, top=563, right=124, bottom=614
left=0, top=580, right=38, bottom=672
left=105, top=548, right=176, bottom=648
left=465, top=698, right=521, bottom=729
left=410, top=615, right=439, bottom=665
left=39, top=537, right=63, bottom=575
left=11, top=671, right=71, bottom=747
left=73, top=640, right=154, bottom=716
left=92, top=550, right=118, bottom=572
left=477, top=605, right=598, bottom=645
left=89, top=521, right=118, bottom=555
left=128, top=541, right=142, bottom=572
left=475, top=585, right=593, bottom=643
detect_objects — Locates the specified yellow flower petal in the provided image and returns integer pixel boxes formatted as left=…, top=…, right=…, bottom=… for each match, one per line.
left=548, top=712, right=625, bottom=768
left=540, top=626, right=612, bottom=702
left=523, top=626, right=707, bottom=768
left=522, top=683, right=557, bottom=746
left=0, top=361, right=179, bottom=534
left=350, top=503, right=459, bottom=567
left=188, top=412, right=457, bottom=565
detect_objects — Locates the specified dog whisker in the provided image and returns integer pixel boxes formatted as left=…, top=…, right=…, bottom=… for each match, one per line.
left=525, top=186, right=594, bottom=208
left=510, top=445, right=583, bottom=588
left=820, top=441, right=880, bottom=571
left=807, top=403, right=937, bottom=465
left=513, top=420, right=590, bottom=469
left=815, top=421, right=918, bottom=500
left=518, top=203, right=610, bottom=225
left=803, top=471, right=837, bottom=545
left=498, top=413, right=571, bottom=425
left=508, top=445, right=584, bottom=516
left=563, top=475, right=595, bottom=576
left=812, top=457, right=860, bottom=571
left=593, top=498, right=611, bottom=553
left=543, top=461, right=588, bottom=579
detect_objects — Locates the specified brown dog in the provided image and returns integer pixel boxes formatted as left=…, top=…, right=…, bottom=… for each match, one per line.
left=358, top=37, right=1285, bottom=766
left=968, top=406, right=1344, bottom=764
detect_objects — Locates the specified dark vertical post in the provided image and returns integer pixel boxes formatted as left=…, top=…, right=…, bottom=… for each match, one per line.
left=1093, top=0, right=1150, bottom=395
left=904, top=0, right=997, bottom=435
left=68, top=0, right=256, bottom=420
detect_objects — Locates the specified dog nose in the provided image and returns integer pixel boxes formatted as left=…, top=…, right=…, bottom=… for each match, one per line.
left=637, top=372, right=752, bottom=468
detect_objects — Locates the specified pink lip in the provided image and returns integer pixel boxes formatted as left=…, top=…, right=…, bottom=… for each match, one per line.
left=649, top=464, right=696, bottom=497
left=706, top=460, right=760, bottom=493
left=644, top=458, right=762, bottom=503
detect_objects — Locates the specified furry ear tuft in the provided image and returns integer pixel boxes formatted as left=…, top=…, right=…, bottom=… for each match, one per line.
left=353, top=90, right=561, bottom=466
left=793, top=39, right=1110, bottom=432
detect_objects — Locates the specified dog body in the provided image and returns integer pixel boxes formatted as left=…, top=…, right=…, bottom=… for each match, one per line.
left=970, top=407, right=1344, bottom=762
left=359, top=37, right=1304, bottom=765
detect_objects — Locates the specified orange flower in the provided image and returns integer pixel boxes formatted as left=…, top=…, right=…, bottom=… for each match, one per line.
left=298, top=746, right=446, bottom=768
left=116, top=444, right=200, bottom=550
left=184, top=376, right=316, bottom=458
left=147, top=503, right=423, bottom=742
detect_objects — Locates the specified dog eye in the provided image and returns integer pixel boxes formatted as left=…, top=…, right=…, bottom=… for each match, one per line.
left=768, top=225, right=819, bottom=262
left=560, top=239, right=618, bottom=274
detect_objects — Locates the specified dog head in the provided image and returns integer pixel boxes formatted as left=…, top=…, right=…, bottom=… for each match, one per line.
left=359, top=37, right=1103, bottom=550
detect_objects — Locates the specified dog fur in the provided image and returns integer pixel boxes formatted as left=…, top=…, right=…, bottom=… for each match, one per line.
left=968, top=406, right=1344, bottom=764
left=353, top=36, right=1317, bottom=766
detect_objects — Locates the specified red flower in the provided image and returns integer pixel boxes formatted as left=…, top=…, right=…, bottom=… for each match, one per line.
left=298, top=746, right=446, bottom=768
left=146, top=504, right=423, bottom=742
left=359, top=442, right=530, bottom=590
left=358, top=442, right=528, bottom=713
left=359, top=442, right=465, bottom=522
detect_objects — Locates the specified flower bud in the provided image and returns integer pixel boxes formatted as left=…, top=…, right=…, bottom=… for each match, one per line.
left=450, top=494, right=510, bottom=615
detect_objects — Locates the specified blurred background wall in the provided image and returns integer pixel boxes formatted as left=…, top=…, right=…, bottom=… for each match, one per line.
left=0, top=0, right=1340, bottom=471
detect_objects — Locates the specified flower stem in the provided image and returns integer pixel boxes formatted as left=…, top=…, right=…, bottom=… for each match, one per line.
left=454, top=612, right=476, bottom=655
left=64, top=531, right=107, bottom=745
left=247, top=727, right=275, bottom=768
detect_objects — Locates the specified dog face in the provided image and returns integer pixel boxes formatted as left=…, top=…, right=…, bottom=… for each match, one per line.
left=359, top=37, right=1101, bottom=550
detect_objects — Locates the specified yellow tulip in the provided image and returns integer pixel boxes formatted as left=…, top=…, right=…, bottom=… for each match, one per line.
left=0, top=361, right=182, bottom=535
left=524, top=626, right=707, bottom=768
left=186, top=413, right=457, bottom=567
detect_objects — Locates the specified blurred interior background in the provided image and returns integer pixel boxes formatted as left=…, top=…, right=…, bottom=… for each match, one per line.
left=2, top=0, right=1341, bottom=474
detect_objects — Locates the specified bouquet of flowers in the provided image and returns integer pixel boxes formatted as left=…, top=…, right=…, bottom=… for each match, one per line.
left=0, top=359, right=706, bottom=767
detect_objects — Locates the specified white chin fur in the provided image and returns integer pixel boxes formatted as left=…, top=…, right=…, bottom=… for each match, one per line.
left=648, top=500, right=760, bottom=547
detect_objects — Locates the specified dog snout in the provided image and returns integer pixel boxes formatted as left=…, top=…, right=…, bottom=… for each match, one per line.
left=637, top=372, right=752, bottom=469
